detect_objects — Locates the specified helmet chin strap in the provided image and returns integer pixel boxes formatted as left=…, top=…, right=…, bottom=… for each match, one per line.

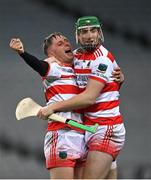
left=100, top=28, right=104, bottom=43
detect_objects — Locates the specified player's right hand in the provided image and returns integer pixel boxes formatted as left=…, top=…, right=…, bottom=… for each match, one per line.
left=9, top=38, right=24, bottom=54
left=112, top=67, right=124, bottom=84
left=37, top=106, right=54, bottom=120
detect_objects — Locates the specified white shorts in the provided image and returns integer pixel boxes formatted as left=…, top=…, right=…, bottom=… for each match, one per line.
left=44, top=129, right=86, bottom=169
left=85, top=123, right=126, bottom=159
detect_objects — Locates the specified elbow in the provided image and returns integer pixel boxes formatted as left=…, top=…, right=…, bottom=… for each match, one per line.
left=85, top=98, right=96, bottom=106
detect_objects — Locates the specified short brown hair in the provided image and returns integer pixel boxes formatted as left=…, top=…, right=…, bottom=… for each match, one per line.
left=43, top=32, right=63, bottom=55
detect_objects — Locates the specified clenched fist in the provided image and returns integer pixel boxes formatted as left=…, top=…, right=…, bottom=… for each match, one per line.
left=9, top=38, right=24, bottom=54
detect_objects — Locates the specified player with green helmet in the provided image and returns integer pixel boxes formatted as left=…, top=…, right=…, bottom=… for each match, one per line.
left=75, top=16, right=104, bottom=51
left=73, top=15, right=123, bottom=179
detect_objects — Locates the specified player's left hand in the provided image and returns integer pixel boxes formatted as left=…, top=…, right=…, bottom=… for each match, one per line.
left=112, top=67, right=124, bottom=83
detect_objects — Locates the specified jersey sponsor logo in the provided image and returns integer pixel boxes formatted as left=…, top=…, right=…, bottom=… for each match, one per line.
left=97, top=63, right=108, bottom=73
left=76, top=75, right=89, bottom=87
left=92, top=72, right=108, bottom=81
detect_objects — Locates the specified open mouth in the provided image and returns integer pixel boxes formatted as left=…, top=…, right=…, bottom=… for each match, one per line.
left=65, top=49, right=72, bottom=54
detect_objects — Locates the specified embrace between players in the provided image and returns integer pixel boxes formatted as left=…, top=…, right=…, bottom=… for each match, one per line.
left=10, top=16, right=126, bottom=179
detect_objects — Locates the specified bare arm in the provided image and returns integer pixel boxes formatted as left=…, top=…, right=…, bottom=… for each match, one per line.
left=37, top=79, right=105, bottom=119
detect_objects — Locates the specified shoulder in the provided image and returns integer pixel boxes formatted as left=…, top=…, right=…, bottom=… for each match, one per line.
left=93, top=56, right=113, bottom=69
left=100, top=45, right=115, bottom=62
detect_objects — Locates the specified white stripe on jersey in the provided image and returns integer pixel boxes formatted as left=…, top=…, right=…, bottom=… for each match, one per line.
left=85, top=106, right=121, bottom=118
left=96, top=91, right=120, bottom=103
left=47, top=94, right=77, bottom=105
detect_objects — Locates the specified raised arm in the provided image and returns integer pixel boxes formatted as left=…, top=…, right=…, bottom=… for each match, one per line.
left=9, top=38, right=49, bottom=76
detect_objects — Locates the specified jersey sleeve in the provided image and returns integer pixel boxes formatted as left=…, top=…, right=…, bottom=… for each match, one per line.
left=19, top=52, right=49, bottom=77
left=43, top=61, right=61, bottom=79
left=89, top=56, right=114, bottom=84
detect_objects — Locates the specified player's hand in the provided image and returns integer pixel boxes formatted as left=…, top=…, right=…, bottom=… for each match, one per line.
left=37, top=106, right=54, bottom=120
left=112, top=67, right=124, bottom=83
left=9, top=38, right=24, bottom=54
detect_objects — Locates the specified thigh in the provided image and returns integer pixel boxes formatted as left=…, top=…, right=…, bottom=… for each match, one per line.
left=83, top=151, right=113, bottom=179
left=49, top=167, right=74, bottom=179
left=106, top=168, right=117, bottom=179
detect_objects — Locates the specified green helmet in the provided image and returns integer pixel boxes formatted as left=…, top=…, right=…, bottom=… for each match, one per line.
left=75, top=16, right=101, bottom=30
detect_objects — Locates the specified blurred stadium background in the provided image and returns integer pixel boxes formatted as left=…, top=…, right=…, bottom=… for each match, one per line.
left=0, top=0, right=151, bottom=178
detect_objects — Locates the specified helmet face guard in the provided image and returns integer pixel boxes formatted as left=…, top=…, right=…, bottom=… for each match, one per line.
left=75, top=16, right=104, bottom=51
left=80, top=41, right=99, bottom=52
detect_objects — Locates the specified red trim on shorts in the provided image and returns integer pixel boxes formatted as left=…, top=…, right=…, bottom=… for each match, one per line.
left=88, top=125, right=121, bottom=159
left=102, top=125, right=113, bottom=153
left=47, top=159, right=76, bottom=169
left=89, top=145, right=120, bottom=160
left=49, top=131, right=58, bottom=166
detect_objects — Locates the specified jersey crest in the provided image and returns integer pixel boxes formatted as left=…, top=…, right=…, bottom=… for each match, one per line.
left=97, top=63, right=108, bottom=73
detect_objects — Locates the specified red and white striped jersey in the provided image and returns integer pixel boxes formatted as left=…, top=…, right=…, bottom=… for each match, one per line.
left=42, top=61, right=82, bottom=131
left=73, top=45, right=123, bottom=126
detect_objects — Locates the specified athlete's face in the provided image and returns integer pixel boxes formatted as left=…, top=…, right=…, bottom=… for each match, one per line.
left=47, top=35, right=74, bottom=64
left=77, top=27, right=101, bottom=51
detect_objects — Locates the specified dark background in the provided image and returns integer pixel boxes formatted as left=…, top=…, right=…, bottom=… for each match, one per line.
left=0, top=0, right=151, bottom=178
